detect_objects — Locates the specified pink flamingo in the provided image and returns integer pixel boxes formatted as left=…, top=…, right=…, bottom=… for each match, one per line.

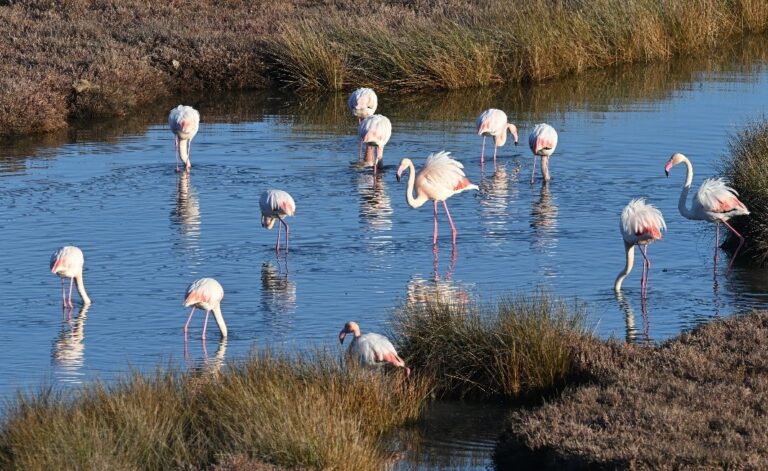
left=665, top=152, right=750, bottom=276
left=50, top=246, right=91, bottom=308
left=168, top=105, right=200, bottom=172
left=359, top=114, right=392, bottom=174
left=476, top=109, right=518, bottom=167
left=260, top=189, right=296, bottom=253
left=349, top=88, right=378, bottom=160
left=339, top=321, right=410, bottom=376
left=396, top=151, right=479, bottom=246
left=614, top=198, right=667, bottom=297
left=348, top=88, right=378, bottom=122
left=183, top=277, right=227, bottom=340
left=528, top=123, right=559, bottom=183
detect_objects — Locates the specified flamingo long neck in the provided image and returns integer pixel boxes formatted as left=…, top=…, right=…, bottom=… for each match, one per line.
left=541, top=155, right=551, bottom=182
left=212, top=306, right=227, bottom=338
left=76, top=274, right=91, bottom=305
left=403, top=160, right=429, bottom=209
left=614, top=242, right=635, bottom=292
left=179, top=138, right=190, bottom=166
left=495, top=129, right=508, bottom=147
left=677, top=158, right=696, bottom=220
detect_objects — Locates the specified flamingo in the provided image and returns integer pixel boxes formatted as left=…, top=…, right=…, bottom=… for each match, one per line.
left=665, top=152, right=750, bottom=276
left=528, top=123, right=558, bottom=183
left=183, top=277, right=227, bottom=340
left=348, top=88, right=378, bottom=122
left=168, top=105, right=200, bottom=172
left=50, top=246, right=91, bottom=308
left=349, top=88, right=378, bottom=160
left=396, top=151, right=479, bottom=246
left=339, top=321, right=410, bottom=376
left=260, top=189, right=296, bottom=253
left=476, top=109, right=518, bottom=167
left=614, top=198, right=667, bottom=297
left=359, top=114, right=392, bottom=174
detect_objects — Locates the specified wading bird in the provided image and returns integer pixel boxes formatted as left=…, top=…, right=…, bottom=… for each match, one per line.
left=528, top=123, right=558, bottom=183
left=476, top=108, right=518, bottom=167
left=347, top=88, right=378, bottom=122
left=183, top=277, right=227, bottom=340
left=339, top=321, right=410, bottom=376
left=396, top=151, right=478, bottom=246
left=169, top=105, right=200, bottom=172
left=665, top=152, right=750, bottom=276
left=359, top=114, right=392, bottom=174
left=260, top=189, right=296, bottom=253
left=50, top=246, right=91, bottom=308
left=614, top=198, right=667, bottom=297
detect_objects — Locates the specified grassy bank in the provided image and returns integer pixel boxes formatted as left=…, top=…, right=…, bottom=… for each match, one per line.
left=2, top=0, right=768, bottom=137
left=721, top=119, right=768, bottom=264
left=393, top=292, right=590, bottom=399
left=0, top=351, right=431, bottom=470
left=495, top=311, right=768, bottom=469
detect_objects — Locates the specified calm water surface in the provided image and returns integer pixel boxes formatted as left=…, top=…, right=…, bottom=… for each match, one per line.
left=3, top=41, right=768, bottom=469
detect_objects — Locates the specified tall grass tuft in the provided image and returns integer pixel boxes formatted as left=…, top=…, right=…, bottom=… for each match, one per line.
left=720, top=118, right=768, bottom=265
left=0, top=351, right=432, bottom=470
left=394, top=292, right=589, bottom=399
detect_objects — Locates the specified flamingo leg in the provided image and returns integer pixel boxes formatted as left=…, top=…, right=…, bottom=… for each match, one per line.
left=493, top=143, right=498, bottom=168
left=442, top=200, right=457, bottom=246
left=67, top=277, right=75, bottom=308
left=433, top=201, right=439, bottom=245
left=480, top=136, right=486, bottom=165
left=175, top=137, right=180, bottom=173
left=531, top=155, right=537, bottom=184
left=358, top=139, right=364, bottom=161
left=202, top=310, right=210, bottom=339
left=714, top=222, right=720, bottom=278
left=640, top=245, right=651, bottom=297
left=722, top=219, right=745, bottom=276
left=373, top=146, right=383, bottom=176
left=276, top=221, right=282, bottom=253
left=186, top=140, right=192, bottom=170
left=281, top=219, right=290, bottom=253
left=60, top=278, right=66, bottom=306
left=184, top=307, right=196, bottom=338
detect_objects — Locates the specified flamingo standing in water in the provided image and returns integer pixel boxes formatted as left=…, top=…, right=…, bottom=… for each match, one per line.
left=359, top=114, right=392, bottom=174
left=476, top=109, right=518, bottom=167
left=183, top=277, right=227, bottom=340
left=396, top=151, right=479, bottom=246
left=169, top=105, right=200, bottom=172
left=665, top=152, right=750, bottom=276
left=349, top=88, right=378, bottom=160
left=50, top=246, right=91, bottom=308
left=528, top=123, right=558, bottom=183
left=614, top=198, right=667, bottom=297
left=339, top=321, right=410, bottom=376
left=260, top=189, right=296, bottom=253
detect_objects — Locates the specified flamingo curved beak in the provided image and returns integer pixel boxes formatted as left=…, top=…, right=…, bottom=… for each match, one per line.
left=338, top=330, right=347, bottom=344
left=664, top=160, right=673, bottom=177
left=396, top=172, right=401, bottom=183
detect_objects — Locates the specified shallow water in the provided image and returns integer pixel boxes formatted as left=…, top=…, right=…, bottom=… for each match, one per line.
left=3, top=39, right=768, bottom=468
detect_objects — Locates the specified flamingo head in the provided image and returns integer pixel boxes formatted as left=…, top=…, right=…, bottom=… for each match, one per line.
left=396, top=158, right=412, bottom=183
left=665, top=153, right=687, bottom=177
left=507, top=124, right=519, bottom=145
left=261, top=215, right=276, bottom=230
left=339, top=321, right=360, bottom=344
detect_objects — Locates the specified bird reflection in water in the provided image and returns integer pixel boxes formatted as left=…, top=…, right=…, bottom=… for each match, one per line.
left=171, top=170, right=201, bottom=252
left=261, top=260, right=297, bottom=320
left=406, top=246, right=470, bottom=306
left=478, top=163, right=520, bottom=243
left=184, top=336, right=229, bottom=375
left=615, top=291, right=650, bottom=344
left=530, top=182, right=559, bottom=253
left=52, top=304, right=90, bottom=385
left=356, top=170, right=393, bottom=232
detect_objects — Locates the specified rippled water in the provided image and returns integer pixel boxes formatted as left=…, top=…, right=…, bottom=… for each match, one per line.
left=3, top=39, right=768, bottom=469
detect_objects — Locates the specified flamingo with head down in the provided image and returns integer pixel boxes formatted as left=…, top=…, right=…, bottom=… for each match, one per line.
left=359, top=114, right=392, bottom=174
left=614, top=198, right=667, bottom=297
left=50, top=246, right=91, bottom=308
left=339, top=321, right=410, bottom=376
left=183, top=277, right=227, bottom=340
left=528, top=123, right=558, bottom=183
left=260, top=189, right=296, bottom=254
left=168, top=105, right=200, bottom=172
left=476, top=108, right=518, bottom=167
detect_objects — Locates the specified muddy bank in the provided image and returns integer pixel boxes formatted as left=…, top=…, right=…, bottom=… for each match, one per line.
left=495, top=311, right=768, bottom=469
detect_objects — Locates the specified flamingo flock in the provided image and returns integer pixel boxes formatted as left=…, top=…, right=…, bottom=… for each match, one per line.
left=46, top=85, right=751, bottom=376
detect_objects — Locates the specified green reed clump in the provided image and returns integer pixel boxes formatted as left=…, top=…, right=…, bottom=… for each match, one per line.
left=720, top=119, right=768, bottom=265
left=393, top=292, right=590, bottom=399
left=0, top=351, right=432, bottom=470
